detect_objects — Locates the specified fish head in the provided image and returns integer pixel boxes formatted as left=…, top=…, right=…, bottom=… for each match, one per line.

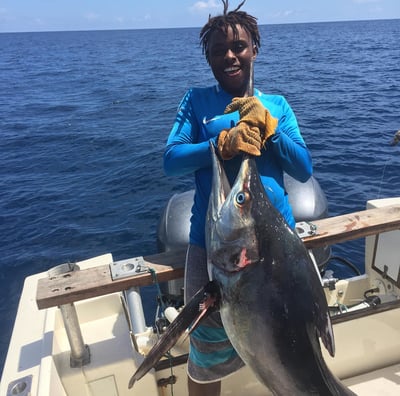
left=206, top=144, right=266, bottom=273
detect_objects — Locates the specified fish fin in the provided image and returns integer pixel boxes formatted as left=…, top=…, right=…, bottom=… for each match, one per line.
left=189, top=284, right=220, bottom=334
left=181, top=283, right=221, bottom=344
left=128, top=281, right=220, bottom=388
left=318, top=311, right=335, bottom=357
left=308, top=251, right=336, bottom=357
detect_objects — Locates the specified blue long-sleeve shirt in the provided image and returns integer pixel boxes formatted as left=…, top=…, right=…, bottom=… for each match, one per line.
left=164, top=85, right=312, bottom=248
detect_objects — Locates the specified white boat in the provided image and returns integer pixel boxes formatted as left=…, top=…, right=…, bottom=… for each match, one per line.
left=1, top=194, right=400, bottom=396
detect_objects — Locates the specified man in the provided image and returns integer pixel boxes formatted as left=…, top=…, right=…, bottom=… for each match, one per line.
left=164, top=1, right=312, bottom=394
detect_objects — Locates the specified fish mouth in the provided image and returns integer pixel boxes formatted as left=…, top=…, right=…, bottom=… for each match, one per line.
left=208, top=142, right=253, bottom=218
left=206, top=144, right=259, bottom=272
left=208, top=143, right=231, bottom=222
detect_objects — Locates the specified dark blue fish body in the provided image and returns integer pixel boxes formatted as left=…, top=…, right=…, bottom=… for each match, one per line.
left=128, top=145, right=355, bottom=395
left=206, top=145, right=355, bottom=395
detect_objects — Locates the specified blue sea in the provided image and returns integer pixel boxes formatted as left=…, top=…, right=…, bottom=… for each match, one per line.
left=1, top=19, right=399, bottom=371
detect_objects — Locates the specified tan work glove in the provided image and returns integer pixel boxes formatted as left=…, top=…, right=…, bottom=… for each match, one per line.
left=217, top=123, right=262, bottom=160
left=224, top=96, right=278, bottom=143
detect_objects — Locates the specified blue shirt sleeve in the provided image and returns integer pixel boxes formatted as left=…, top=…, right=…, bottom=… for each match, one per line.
left=263, top=94, right=312, bottom=182
left=164, top=89, right=218, bottom=176
left=271, top=133, right=312, bottom=182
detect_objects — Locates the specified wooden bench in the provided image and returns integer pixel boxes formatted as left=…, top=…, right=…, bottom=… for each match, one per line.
left=36, top=204, right=400, bottom=310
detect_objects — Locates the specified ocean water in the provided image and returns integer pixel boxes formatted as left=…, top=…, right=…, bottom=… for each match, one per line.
left=1, top=19, right=399, bottom=371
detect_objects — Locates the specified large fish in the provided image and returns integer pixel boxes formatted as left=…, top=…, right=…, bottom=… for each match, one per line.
left=129, top=145, right=354, bottom=395
left=206, top=143, right=354, bottom=395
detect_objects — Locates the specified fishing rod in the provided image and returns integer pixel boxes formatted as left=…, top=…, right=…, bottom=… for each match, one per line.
left=246, top=60, right=254, bottom=96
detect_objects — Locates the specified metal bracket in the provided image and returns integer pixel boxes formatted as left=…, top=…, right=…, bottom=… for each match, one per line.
left=110, top=257, right=147, bottom=280
left=295, top=221, right=317, bottom=238
left=157, top=375, right=177, bottom=388
left=7, top=375, right=32, bottom=396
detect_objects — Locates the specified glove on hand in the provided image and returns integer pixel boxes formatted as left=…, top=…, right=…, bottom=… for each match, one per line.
left=224, top=96, right=278, bottom=143
left=217, top=123, right=262, bottom=160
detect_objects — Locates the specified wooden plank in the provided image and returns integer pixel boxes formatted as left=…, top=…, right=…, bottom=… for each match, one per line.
left=36, top=204, right=400, bottom=310
left=303, top=204, right=400, bottom=248
left=36, top=249, right=186, bottom=310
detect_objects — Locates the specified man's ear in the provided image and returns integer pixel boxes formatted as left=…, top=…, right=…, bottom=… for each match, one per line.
left=252, top=45, right=257, bottom=60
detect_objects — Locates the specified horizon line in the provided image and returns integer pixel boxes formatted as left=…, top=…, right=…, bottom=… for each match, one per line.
left=1, top=17, right=398, bottom=35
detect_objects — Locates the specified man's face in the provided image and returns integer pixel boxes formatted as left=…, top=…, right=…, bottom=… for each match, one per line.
left=208, top=24, right=256, bottom=97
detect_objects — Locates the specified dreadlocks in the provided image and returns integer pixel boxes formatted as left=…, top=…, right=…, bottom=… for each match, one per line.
left=200, top=0, right=261, bottom=64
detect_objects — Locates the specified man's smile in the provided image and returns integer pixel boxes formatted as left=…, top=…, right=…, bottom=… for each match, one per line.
left=224, top=66, right=241, bottom=76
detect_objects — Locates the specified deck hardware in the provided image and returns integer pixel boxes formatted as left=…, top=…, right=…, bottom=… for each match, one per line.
left=124, top=286, right=147, bottom=334
left=60, top=303, right=91, bottom=367
left=371, top=229, right=400, bottom=288
left=110, top=257, right=146, bottom=280
left=6, top=375, right=32, bottom=396
left=382, top=264, right=389, bottom=279
left=157, top=375, right=177, bottom=387
left=322, top=270, right=338, bottom=290
left=48, top=264, right=91, bottom=368
left=323, top=278, right=338, bottom=291
left=296, top=221, right=317, bottom=238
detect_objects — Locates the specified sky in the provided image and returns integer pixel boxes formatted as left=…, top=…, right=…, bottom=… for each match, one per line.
left=0, top=0, right=399, bottom=33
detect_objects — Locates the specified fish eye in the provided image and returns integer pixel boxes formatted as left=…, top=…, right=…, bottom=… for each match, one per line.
left=235, top=191, right=249, bottom=205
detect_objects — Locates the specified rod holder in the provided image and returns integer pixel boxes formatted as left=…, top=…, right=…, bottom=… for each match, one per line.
left=59, top=303, right=91, bottom=367
left=124, top=286, right=147, bottom=334
left=48, top=263, right=90, bottom=367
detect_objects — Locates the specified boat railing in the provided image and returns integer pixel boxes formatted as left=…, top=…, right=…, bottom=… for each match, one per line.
left=34, top=204, right=400, bottom=368
left=36, top=204, right=400, bottom=310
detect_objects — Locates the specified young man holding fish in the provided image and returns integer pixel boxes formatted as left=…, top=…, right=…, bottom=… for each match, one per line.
left=163, top=1, right=312, bottom=395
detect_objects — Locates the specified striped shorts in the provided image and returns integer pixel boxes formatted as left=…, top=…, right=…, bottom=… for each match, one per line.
left=184, top=244, right=244, bottom=383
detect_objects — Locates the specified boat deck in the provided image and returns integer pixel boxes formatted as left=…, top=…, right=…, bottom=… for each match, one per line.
left=2, top=200, right=400, bottom=396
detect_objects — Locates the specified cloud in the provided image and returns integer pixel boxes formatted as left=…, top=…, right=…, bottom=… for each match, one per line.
left=0, top=7, right=10, bottom=20
left=282, top=10, right=295, bottom=17
left=114, top=17, right=125, bottom=24
left=85, top=12, right=100, bottom=21
left=34, top=17, right=44, bottom=26
left=352, top=0, right=380, bottom=3
left=190, top=0, right=220, bottom=13
left=270, top=10, right=295, bottom=19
